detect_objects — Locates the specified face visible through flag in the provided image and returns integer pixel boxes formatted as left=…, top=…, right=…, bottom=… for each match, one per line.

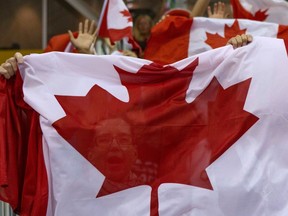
left=4, top=36, right=288, bottom=216
left=51, top=55, right=258, bottom=215
left=88, top=118, right=138, bottom=186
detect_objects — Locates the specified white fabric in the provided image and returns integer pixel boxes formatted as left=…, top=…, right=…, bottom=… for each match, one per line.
left=107, top=0, right=133, bottom=29
left=188, top=17, right=282, bottom=56
left=98, top=0, right=132, bottom=31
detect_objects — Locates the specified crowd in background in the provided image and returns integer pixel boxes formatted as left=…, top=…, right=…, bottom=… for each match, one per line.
left=1, top=0, right=253, bottom=79
left=66, top=1, right=242, bottom=58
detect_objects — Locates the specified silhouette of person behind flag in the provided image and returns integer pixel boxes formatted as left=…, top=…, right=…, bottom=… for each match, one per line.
left=87, top=117, right=142, bottom=196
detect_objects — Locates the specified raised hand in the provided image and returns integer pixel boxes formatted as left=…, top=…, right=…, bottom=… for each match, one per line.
left=207, top=2, right=227, bottom=19
left=68, top=19, right=97, bottom=54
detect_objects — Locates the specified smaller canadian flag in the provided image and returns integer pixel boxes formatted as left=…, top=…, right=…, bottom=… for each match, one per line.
left=97, top=0, right=133, bottom=44
left=230, top=0, right=288, bottom=25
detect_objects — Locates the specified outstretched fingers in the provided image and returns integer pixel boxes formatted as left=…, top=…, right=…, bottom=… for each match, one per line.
left=78, top=21, right=83, bottom=34
left=88, top=20, right=96, bottom=34
left=84, top=19, right=89, bottom=33
left=207, top=1, right=226, bottom=19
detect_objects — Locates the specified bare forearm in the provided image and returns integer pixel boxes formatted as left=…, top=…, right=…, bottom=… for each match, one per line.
left=190, top=0, right=210, bottom=17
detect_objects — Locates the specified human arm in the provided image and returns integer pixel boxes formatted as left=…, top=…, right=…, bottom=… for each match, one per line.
left=68, top=19, right=97, bottom=54
left=227, top=34, right=253, bottom=49
left=0, top=52, right=23, bottom=79
left=190, top=0, right=210, bottom=17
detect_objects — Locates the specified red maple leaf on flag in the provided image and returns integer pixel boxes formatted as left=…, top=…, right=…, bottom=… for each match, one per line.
left=120, top=9, right=133, bottom=23
left=230, top=0, right=268, bottom=21
left=253, top=9, right=269, bottom=21
left=53, top=58, right=258, bottom=216
left=205, top=20, right=247, bottom=49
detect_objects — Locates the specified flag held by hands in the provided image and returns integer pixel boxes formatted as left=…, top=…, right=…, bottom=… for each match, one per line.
left=2, top=37, right=288, bottom=215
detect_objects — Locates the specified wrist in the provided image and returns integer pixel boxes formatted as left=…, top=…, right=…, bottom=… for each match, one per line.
left=76, top=44, right=96, bottom=54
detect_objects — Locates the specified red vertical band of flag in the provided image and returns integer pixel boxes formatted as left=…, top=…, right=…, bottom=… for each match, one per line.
left=0, top=75, right=48, bottom=216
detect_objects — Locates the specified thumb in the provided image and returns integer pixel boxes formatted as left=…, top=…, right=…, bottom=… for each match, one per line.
left=68, top=30, right=76, bottom=42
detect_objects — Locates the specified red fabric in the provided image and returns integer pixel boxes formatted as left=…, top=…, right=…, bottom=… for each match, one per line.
left=44, top=32, right=78, bottom=53
left=277, top=25, right=288, bottom=39
left=98, top=0, right=111, bottom=39
left=0, top=74, right=48, bottom=216
left=104, top=28, right=132, bottom=43
left=144, top=16, right=193, bottom=65
left=164, top=8, right=191, bottom=18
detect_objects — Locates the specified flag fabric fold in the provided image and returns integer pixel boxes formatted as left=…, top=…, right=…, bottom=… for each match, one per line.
left=2, top=37, right=288, bottom=216
left=143, top=14, right=193, bottom=65
left=0, top=75, right=48, bottom=216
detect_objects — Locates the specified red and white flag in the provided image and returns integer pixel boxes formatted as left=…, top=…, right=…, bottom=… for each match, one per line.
left=230, top=0, right=288, bottom=25
left=97, top=0, right=137, bottom=48
left=144, top=16, right=288, bottom=64
left=2, top=37, right=288, bottom=215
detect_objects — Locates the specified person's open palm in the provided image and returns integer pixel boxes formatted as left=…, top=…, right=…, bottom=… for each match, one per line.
left=68, top=19, right=97, bottom=54
left=207, top=2, right=227, bottom=19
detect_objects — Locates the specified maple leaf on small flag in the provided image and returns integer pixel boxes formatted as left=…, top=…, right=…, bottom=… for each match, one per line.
left=120, top=9, right=133, bottom=23
left=230, top=0, right=268, bottom=21
left=205, top=20, right=247, bottom=49
left=254, top=9, right=269, bottom=21
left=97, top=0, right=138, bottom=47
left=53, top=58, right=258, bottom=216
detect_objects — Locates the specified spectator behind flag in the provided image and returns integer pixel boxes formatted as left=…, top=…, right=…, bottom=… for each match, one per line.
left=3, top=37, right=288, bottom=215
left=231, top=0, right=288, bottom=25
left=97, top=0, right=141, bottom=54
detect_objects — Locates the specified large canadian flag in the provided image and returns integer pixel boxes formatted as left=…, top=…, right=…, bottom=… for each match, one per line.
left=144, top=16, right=288, bottom=64
left=230, top=0, right=288, bottom=25
left=2, top=37, right=288, bottom=216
